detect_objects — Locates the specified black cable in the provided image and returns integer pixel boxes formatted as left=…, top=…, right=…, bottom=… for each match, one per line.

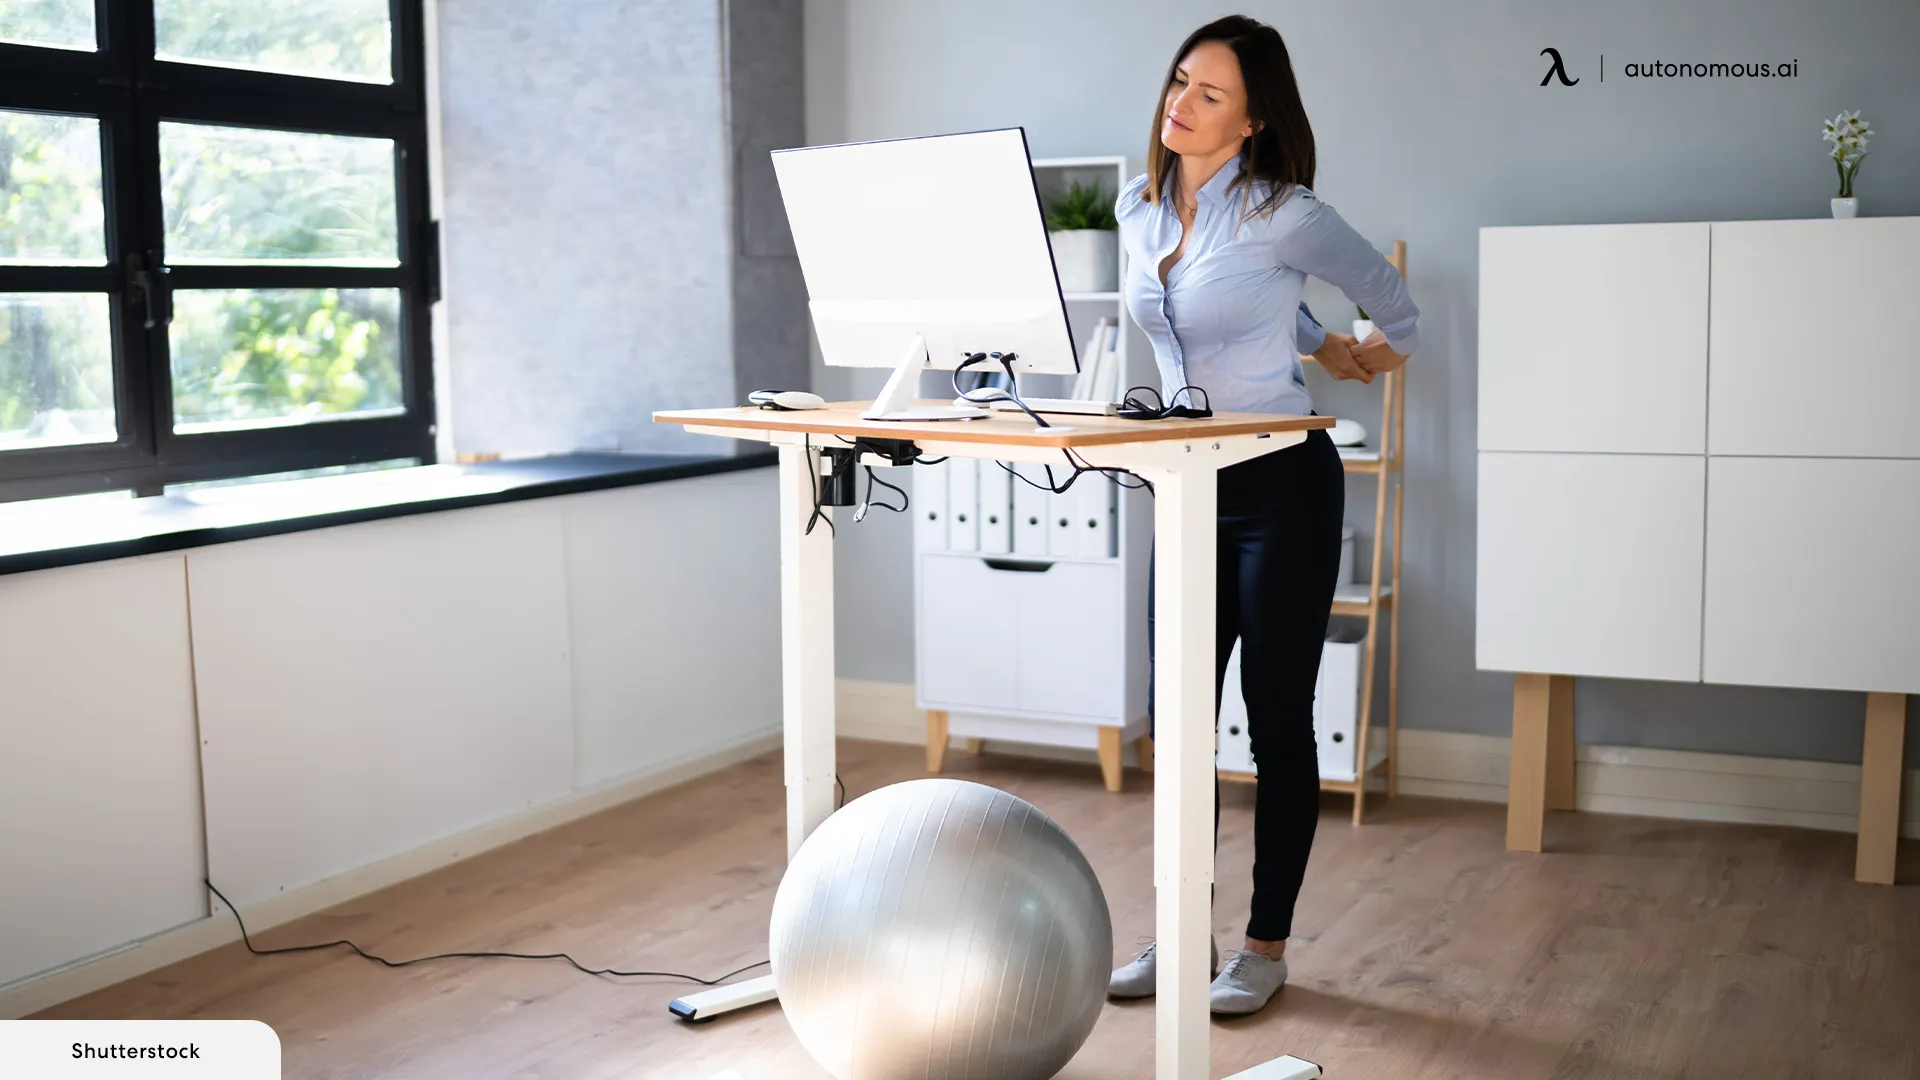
left=804, top=434, right=834, bottom=537
left=202, top=879, right=768, bottom=986
left=993, top=450, right=1152, bottom=497
left=951, top=352, right=1051, bottom=428
left=858, top=466, right=908, bottom=520
left=836, top=773, right=847, bottom=809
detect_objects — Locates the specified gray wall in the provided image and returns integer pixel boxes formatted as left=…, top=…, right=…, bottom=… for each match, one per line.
left=806, top=0, right=1920, bottom=763
left=439, top=0, right=806, bottom=456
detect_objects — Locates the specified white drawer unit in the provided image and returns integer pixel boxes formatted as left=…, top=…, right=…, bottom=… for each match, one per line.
left=1476, top=214, right=1920, bottom=882
left=916, top=458, right=1151, bottom=792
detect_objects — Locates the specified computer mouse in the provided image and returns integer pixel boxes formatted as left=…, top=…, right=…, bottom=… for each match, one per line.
left=1328, top=417, right=1367, bottom=446
left=749, top=390, right=826, bottom=410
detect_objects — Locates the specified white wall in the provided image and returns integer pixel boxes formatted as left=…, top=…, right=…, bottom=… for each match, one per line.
left=0, top=470, right=779, bottom=1000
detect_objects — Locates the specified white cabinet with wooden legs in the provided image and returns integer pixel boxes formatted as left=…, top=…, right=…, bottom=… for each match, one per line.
left=1479, top=216, right=1918, bottom=883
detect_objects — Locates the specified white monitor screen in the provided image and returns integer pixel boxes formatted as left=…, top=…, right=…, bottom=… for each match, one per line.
left=770, top=128, right=1078, bottom=376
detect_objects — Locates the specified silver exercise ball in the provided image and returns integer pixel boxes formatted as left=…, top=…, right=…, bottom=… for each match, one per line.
left=768, top=778, right=1111, bottom=1080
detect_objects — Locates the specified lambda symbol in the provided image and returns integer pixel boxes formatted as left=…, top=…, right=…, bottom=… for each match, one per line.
left=1540, top=47, right=1579, bottom=86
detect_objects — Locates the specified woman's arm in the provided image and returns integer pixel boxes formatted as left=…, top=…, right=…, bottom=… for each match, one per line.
left=1295, top=301, right=1326, bottom=354
left=1270, top=190, right=1420, bottom=359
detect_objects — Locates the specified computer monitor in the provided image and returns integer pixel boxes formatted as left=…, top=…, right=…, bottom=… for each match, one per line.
left=770, top=127, right=1080, bottom=421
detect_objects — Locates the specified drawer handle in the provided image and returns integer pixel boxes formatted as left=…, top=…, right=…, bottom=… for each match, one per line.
left=982, top=558, right=1055, bottom=573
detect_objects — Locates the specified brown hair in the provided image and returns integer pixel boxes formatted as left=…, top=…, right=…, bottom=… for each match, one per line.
left=1141, top=15, right=1317, bottom=222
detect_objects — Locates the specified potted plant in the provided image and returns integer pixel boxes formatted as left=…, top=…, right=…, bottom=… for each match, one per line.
left=1044, top=180, right=1119, bottom=293
left=1822, top=109, right=1873, bottom=218
left=1352, top=303, right=1373, bottom=342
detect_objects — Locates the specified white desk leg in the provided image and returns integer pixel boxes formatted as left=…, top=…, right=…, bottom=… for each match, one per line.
left=1151, top=464, right=1217, bottom=1080
left=670, top=439, right=833, bottom=1024
left=777, top=439, right=838, bottom=857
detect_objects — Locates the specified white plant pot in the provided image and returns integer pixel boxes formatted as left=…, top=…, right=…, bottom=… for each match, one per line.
left=1351, top=318, right=1375, bottom=342
left=1048, top=229, right=1118, bottom=293
left=1831, top=197, right=1859, bottom=219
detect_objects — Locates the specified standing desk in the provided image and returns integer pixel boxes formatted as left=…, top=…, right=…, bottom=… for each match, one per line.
left=653, top=399, right=1333, bottom=1080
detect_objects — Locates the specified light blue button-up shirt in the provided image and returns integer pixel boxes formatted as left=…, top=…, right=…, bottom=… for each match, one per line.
left=1116, top=152, right=1420, bottom=415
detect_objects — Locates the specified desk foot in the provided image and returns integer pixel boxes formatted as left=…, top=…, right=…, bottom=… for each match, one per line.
left=667, top=974, right=778, bottom=1022
left=1224, top=1055, right=1323, bottom=1079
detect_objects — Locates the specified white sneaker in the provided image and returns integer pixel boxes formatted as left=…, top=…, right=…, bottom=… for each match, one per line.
left=1106, top=937, right=1219, bottom=998
left=1208, top=948, right=1288, bottom=1015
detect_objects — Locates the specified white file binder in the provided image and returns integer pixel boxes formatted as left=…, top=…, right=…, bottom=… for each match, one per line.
left=947, top=457, right=980, bottom=552
left=914, top=458, right=949, bottom=551
left=1074, top=478, right=1115, bottom=558
left=1046, top=482, right=1077, bottom=557
left=1012, top=463, right=1051, bottom=556
left=978, top=460, right=1013, bottom=555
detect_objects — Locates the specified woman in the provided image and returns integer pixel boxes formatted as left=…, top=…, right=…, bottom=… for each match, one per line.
left=1106, top=14, right=1419, bottom=1017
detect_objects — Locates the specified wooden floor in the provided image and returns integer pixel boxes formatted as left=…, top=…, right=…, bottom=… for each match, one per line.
left=39, top=740, right=1920, bottom=1079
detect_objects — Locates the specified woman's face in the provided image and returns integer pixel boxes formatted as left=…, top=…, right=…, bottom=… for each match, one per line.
left=1160, top=39, right=1260, bottom=158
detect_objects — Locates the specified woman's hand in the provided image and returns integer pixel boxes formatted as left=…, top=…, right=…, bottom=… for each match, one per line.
left=1351, top=329, right=1409, bottom=376
left=1312, top=331, right=1374, bottom=383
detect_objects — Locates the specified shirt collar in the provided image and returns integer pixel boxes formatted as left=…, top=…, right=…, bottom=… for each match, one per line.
left=1196, top=150, right=1246, bottom=210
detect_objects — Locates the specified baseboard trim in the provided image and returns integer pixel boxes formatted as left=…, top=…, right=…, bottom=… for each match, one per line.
left=0, top=727, right=782, bottom=1020
left=839, top=679, right=1920, bottom=840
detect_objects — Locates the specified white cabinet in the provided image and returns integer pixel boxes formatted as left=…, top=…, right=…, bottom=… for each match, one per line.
left=1478, top=215, right=1919, bottom=878
left=1708, top=218, right=1920, bottom=458
left=1478, top=223, right=1709, bottom=454
left=916, top=553, right=1019, bottom=711
left=1476, top=451, right=1706, bottom=682
left=1703, top=456, right=1920, bottom=694
left=1477, top=215, right=1919, bottom=688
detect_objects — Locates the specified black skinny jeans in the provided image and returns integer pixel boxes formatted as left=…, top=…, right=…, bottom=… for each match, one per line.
left=1147, top=424, right=1345, bottom=943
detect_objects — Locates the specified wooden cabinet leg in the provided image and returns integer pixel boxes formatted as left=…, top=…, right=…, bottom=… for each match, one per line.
left=1137, top=734, right=1155, bottom=774
left=1857, top=692, right=1907, bottom=885
left=965, top=738, right=985, bottom=755
left=1097, top=726, right=1124, bottom=792
left=1508, top=673, right=1556, bottom=852
left=926, top=710, right=949, bottom=773
left=1546, top=674, right=1576, bottom=811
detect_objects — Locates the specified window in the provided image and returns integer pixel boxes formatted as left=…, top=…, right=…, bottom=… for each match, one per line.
left=0, top=0, right=435, bottom=502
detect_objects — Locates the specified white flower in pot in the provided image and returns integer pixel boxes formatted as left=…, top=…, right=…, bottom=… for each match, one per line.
left=1045, top=179, right=1119, bottom=293
left=1822, top=109, right=1873, bottom=218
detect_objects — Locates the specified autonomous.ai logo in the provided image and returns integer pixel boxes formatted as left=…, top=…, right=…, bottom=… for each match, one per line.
left=1540, top=47, right=1578, bottom=86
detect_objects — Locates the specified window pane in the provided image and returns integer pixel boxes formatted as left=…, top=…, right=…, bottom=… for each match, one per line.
left=0, top=0, right=96, bottom=51
left=154, top=0, right=392, bottom=84
left=162, top=123, right=398, bottom=266
left=0, top=111, right=106, bottom=266
left=0, top=293, right=116, bottom=450
left=169, top=287, right=403, bottom=433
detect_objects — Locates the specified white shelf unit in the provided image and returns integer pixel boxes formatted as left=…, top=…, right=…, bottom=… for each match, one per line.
left=916, top=155, right=1156, bottom=792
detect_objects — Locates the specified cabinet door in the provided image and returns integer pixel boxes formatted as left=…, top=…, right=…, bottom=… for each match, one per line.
left=1477, top=451, right=1705, bottom=681
left=1708, top=218, right=1920, bottom=457
left=1478, top=223, right=1709, bottom=454
left=1703, top=456, right=1920, bottom=693
left=917, top=554, right=1018, bottom=710
left=1014, top=560, right=1123, bottom=719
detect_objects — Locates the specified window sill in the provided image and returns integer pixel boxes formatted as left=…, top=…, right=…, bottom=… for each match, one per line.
left=0, top=450, right=777, bottom=578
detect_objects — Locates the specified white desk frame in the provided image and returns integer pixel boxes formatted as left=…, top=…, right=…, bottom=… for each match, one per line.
left=660, top=410, right=1324, bottom=1080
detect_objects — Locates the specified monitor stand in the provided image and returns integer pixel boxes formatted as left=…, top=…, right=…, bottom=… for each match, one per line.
left=862, top=334, right=989, bottom=422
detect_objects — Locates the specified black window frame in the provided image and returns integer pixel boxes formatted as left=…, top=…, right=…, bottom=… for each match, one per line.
left=0, top=0, right=437, bottom=503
